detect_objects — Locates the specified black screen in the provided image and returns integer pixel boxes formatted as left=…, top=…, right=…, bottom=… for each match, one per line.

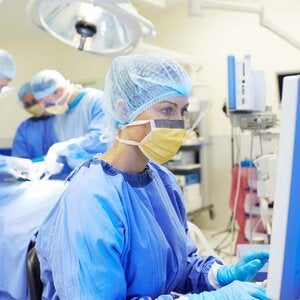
left=277, top=72, right=300, bottom=102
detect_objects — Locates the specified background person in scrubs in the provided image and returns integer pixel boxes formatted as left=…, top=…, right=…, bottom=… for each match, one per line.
left=12, top=81, right=56, bottom=159
left=30, top=69, right=112, bottom=176
left=0, top=49, right=15, bottom=96
left=36, top=53, right=269, bottom=300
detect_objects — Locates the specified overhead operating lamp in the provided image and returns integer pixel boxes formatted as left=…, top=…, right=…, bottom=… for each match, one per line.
left=27, top=0, right=156, bottom=57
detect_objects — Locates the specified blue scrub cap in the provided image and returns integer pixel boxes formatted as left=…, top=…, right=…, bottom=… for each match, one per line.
left=103, top=53, right=192, bottom=128
left=0, top=49, right=16, bottom=79
left=31, top=69, right=68, bottom=100
left=18, top=82, right=33, bottom=102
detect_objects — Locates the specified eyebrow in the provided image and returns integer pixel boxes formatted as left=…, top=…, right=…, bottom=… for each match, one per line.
left=160, top=101, right=178, bottom=107
left=160, top=101, right=189, bottom=109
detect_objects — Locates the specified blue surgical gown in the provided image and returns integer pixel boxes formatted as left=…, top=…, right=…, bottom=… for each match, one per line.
left=11, top=116, right=56, bottom=159
left=54, top=88, right=109, bottom=155
left=36, top=159, right=220, bottom=299
left=12, top=88, right=110, bottom=161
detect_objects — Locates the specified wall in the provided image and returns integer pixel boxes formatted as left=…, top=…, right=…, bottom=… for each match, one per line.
left=1, top=0, right=299, bottom=230
left=0, top=0, right=111, bottom=146
left=138, top=2, right=300, bottom=230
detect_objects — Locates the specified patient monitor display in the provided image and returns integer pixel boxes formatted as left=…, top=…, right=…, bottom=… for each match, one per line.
left=267, top=75, right=300, bottom=299
left=227, top=54, right=266, bottom=112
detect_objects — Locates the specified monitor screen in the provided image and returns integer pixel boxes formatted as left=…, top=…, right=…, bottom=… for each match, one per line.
left=267, top=75, right=300, bottom=299
left=277, top=71, right=300, bottom=102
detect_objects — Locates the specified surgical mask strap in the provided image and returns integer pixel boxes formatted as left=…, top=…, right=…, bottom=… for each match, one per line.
left=54, top=82, right=72, bottom=106
left=116, top=119, right=155, bottom=145
left=119, top=119, right=153, bottom=129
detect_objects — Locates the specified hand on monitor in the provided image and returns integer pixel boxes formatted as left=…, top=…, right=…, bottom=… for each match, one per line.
left=217, top=250, right=269, bottom=286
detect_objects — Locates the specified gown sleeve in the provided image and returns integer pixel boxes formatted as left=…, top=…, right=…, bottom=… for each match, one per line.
left=155, top=164, right=223, bottom=294
left=68, top=89, right=111, bottom=155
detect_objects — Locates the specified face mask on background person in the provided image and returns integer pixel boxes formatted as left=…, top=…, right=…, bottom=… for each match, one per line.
left=44, top=84, right=73, bottom=115
left=0, top=49, right=16, bottom=98
left=25, top=103, right=45, bottom=117
left=116, top=119, right=187, bottom=164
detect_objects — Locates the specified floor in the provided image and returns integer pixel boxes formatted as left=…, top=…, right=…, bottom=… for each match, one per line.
left=189, top=222, right=239, bottom=264
left=201, top=228, right=238, bottom=264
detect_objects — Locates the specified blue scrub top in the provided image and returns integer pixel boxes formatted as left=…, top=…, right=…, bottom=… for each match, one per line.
left=12, top=116, right=56, bottom=159
left=12, top=88, right=111, bottom=162
left=53, top=88, right=110, bottom=156
left=37, top=159, right=220, bottom=299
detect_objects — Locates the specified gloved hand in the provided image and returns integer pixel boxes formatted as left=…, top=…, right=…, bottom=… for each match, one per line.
left=182, top=280, right=270, bottom=300
left=45, top=141, right=76, bottom=175
left=45, top=141, right=73, bottom=163
left=217, top=250, right=269, bottom=286
left=135, top=281, right=270, bottom=300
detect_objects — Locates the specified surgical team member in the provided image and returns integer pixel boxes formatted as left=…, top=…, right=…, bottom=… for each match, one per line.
left=12, top=82, right=56, bottom=159
left=30, top=69, right=111, bottom=172
left=36, top=53, right=269, bottom=299
left=0, top=49, right=16, bottom=96
left=0, top=49, right=16, bottom=172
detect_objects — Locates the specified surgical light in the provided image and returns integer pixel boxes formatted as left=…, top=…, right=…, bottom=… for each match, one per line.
left=27, top=0, right=156, bottom=57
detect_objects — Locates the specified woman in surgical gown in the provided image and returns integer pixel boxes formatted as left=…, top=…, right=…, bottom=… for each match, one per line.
left=36, top=53, right=269, bottom=300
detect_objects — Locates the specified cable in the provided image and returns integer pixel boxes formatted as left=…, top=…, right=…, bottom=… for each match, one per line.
left=229, top=127, right=242, bottom=261
left=259, top=130, right=263, bottom=156
left=248, top=131, right=255, bottom=243
left=212, top=126, right=241, bottom=259
left=250, top=216, right=263, bottom=240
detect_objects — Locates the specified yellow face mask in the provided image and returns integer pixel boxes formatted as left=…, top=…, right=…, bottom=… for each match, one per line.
left=26, top=103, right=45, bottom=118
left=116, top=119, right=187, bottom=164
left=45, top=104, right=68, bottom=115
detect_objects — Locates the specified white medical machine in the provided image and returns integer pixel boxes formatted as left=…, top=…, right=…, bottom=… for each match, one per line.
left=228, top=54, right=265, bottom=112
left=267, top=75, right=300, bottom=299
left=227, top=55, right=276, bottom=130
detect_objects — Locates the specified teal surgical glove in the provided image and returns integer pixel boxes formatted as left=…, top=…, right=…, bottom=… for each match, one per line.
left=185, top=280, right=270, bottom=300
left=217, top=250, right=269, bottom=286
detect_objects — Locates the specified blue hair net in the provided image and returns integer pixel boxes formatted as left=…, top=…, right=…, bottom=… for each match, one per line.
left=31, top=69, right=68, bottom=100
left=0, top=49, right=16, bottom=79
left=103, top=53, right=192, bottom=128
left=18, top=82, right=33, bottom=102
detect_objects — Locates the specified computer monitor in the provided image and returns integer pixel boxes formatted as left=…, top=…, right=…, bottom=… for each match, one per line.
left=277, top=71, right=300, bottom=102
left=267, top=75, right=300, bottom=299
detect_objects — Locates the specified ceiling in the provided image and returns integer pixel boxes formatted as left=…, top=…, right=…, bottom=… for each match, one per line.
left=2, top=0, right=300, bottom=45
